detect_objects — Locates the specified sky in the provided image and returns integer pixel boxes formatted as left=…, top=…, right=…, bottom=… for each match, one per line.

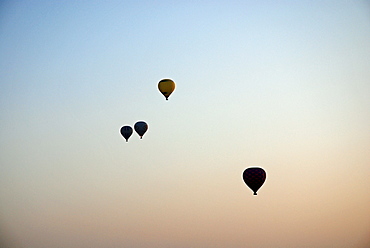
left=0, top=1, right=369, bottom=247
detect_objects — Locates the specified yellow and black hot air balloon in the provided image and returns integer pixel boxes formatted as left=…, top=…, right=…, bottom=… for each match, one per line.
left=158, top=79, right=175, bottom=100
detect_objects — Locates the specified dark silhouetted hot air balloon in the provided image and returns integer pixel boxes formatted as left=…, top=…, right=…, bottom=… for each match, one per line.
left=242, top=167, right=266, bottom=195
left=134, top=121, right=148, bottom=139
left=120, top=126, right=133, bottom=142
left=158, top=79, right=175, bottom=100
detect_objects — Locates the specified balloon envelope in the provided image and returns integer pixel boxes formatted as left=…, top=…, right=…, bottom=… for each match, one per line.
left=120, top=126, right=133, bottom=142
left=242, top=167, right=266, bottom=195
left=134, top=121, right=148, bottom=139
left=158, top=79, right=175, bottom=100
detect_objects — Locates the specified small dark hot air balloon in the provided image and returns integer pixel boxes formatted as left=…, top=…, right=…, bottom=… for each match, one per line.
left=134, top=121, right=148, bottom=139
left=120, top=126, right=133, bottom=142
left=242, top=167, right=266, bottom=195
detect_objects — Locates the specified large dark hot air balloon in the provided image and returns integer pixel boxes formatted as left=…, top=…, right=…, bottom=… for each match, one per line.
left=242, top=167, right=266, bottom=195
left=134, top=121, right=148, bottom=139
left=120, top=126, right=133, bottom=142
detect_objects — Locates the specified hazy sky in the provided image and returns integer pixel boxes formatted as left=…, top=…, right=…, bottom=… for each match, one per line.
left=1, top=1, right=369, bottom=248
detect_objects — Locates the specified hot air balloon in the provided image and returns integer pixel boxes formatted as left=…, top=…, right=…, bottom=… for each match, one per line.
left=158, top=79, right=175, bottom=100
left=120, top=126, right=133, bottom=142
left=134, top=121, right=148, bottom=139
left=242, top=167, right=266, bottom=195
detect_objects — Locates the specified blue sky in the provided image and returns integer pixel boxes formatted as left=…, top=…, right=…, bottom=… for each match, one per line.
left=1, top=1, right=370, bottom=247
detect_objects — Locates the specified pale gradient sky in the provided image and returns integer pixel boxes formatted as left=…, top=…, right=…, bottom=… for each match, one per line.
left=1, top=1, right=369, bottom=248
